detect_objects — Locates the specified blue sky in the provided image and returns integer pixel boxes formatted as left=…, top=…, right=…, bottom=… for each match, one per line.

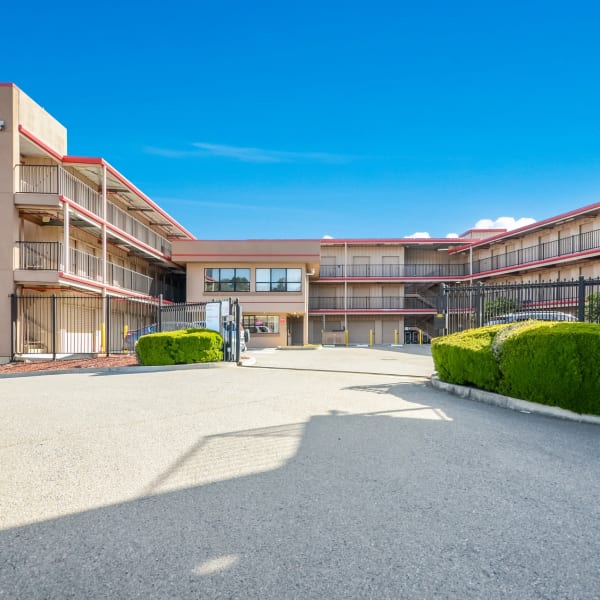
left=4, top=1, right=600, bottom=239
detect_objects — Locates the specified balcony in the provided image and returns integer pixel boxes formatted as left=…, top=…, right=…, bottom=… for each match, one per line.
left=319, top=263, right=468, bottom=279
left=16, top=165, right=172, bottom=258
left=309, top=296, right=438, bottom=311
left=15, top=241, right=154, bottom=296
left=472, top=228, right=600, bottom=275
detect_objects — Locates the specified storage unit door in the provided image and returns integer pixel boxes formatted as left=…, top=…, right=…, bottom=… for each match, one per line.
left=382, top=318, right=401, bottom=344
left=348, top=319, right=375, bottom=344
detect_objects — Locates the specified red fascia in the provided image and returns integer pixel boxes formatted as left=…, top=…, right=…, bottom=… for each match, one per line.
left=470, top=247, right=600, bottom=278
left=172, top=253, right=321, bottom=259
left=18, top=126, right=194, bottom=240
left=62, top=156, right=195, bottom=240
left=454, top=202, right=600, bottom=252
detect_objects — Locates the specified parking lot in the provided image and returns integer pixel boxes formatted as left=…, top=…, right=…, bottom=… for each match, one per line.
left=1, top=346, right=599, bottom=598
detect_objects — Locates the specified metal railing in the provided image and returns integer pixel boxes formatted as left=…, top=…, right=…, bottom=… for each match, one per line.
left=16, top=165, right=172, bottom=257
left=440, top=277, right=600, bottom=334
left=10, top=295, right=240, bottom=361
left=309, top=296, right=438, bottom=310
left=15, top=241, right=154, bottom=296
left=319, top=263, right=468, bottom=278
left=472, top=228, right=600, bottom=274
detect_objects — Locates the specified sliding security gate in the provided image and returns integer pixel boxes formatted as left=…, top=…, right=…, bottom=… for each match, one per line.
left=10, top=295, right=242, bottom=362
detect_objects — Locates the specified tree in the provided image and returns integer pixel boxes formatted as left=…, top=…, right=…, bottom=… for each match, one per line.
left=585, top=293, right=600, bottom=323
left=483, top=296, right=520, bottom=322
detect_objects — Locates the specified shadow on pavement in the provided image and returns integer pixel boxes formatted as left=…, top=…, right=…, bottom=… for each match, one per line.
left=2, top=399, right=597, bottom=599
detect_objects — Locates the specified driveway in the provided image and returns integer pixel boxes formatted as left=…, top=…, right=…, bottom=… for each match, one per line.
left=1, top=346, right=599, bottom=598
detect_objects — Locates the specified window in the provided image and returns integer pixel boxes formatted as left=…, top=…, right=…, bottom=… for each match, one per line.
left=256, top=268, right=302, bottom=292
left=243, top=315, right=280, bottom=334
left=205, top=268, right=250, bottom=292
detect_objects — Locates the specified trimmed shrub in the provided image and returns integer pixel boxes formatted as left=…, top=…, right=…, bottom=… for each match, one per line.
left=431, top=325, right=505, bottom=391
left=498, top=322, right=600, bottom=415
left=136, top=328, right=223, bottom=366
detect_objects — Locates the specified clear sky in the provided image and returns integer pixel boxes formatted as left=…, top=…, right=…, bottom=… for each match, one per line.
left=4, top=0, right=600, bottom=240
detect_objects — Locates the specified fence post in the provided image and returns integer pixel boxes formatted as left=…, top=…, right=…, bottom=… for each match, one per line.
left=106, top=296, right=111, bottom=356
left=578, top=276, right=586, bottom=322
left=52, top=294, right=57, bottom=360
left=158, top=294, right=163, bottom=332
left=234, top=299, right=241, bottom=364
left=475, top=283, right=484, bottom=328
left=10, top=294, right=16, bottom=360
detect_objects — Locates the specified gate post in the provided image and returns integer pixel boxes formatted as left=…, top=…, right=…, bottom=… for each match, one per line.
left=10, top=294, right=17, bottom=361
left=578, top=276, right=586, bottom=322
left=106, top=296, right=111, bottom=356
left=234, top=299, right=241, bottom=364
left=158, top=294, right=163, bottom=332
left=475, top=283, right=484, bottom=328
left=52, top=294, right=57, bottom=360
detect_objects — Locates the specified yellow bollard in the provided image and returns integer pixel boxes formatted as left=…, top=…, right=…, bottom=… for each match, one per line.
left=394, top=329, right=398, bottom=345
left=419, top=329, right=423, bottom=345
left=369, top=329, right=374, bottom=346
left=101, top=322, right=106, bottom=353
left=123, top=325, right=129, bottom=353
left=345, top=329, right=349, bottom=347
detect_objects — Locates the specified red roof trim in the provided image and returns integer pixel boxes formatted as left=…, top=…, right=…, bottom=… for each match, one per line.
left=18, top=125, right=63, bottom=161
left=470, top=247, right=600, bottom=278
left=319, top=238, right=472, bottom=244
left=173, top=253, right=321, bottom=258
left=62, top=156, right=195, bottom=239
left=454, top=202, right=600, bottom=252
left=18, top=127, right=193, bottom=240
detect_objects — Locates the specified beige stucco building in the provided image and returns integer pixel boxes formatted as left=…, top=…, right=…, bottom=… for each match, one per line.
left=0, top=83, right=192, bottom=361
left=3, top=83, right=600, bottom=361
left=172, top=239, right=320, bottom=347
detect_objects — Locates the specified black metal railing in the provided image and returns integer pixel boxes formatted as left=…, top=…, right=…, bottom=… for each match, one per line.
left=309, top=296, right=438, bottom=310
left=472, top=228, right=600, bottom=274
left=440, top=277, right=600, bottom=334
left=10, top=295, right=240, bottom=360
left=319, top=263, right=468, bottom=278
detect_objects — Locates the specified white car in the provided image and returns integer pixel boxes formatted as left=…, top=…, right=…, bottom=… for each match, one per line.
left=485, top=311, right=578, bottom=325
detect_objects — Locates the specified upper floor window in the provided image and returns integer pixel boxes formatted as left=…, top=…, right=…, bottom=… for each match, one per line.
left=205, top=268, right=250, bottom=292
left=256, top=268, right=302, bottom=292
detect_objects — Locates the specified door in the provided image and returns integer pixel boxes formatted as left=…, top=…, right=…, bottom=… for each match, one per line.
left=289, top=316, right=304, bottom=346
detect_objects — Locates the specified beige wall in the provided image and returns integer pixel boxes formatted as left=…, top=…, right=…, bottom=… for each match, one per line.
left=176, top=239, right=321, bottom=346
left=0, top=87, right=19, bottom=360
left=17, top=87, right=67, bottom=156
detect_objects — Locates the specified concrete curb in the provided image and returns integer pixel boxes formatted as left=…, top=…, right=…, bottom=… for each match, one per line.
left=0, top=361, right=237, bottom=379
left=430, top=375, right=600, bottom=425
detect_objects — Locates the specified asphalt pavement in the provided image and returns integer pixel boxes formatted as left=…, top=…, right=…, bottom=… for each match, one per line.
left=1, top=346, right=599, bottom=599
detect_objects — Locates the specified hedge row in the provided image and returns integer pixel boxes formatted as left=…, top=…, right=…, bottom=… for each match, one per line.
left=136, top=328, right=223, bottom=366
left=432, top=322, right=600, bottom=416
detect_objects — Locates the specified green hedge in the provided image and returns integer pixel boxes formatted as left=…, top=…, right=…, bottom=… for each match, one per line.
left=136, top=328, right=223, bottom=366
left=498, top=323, right=600, bottom=415
left=432, top=322, right=600, bottom=416
left=431, top=325, right=504, bottom=391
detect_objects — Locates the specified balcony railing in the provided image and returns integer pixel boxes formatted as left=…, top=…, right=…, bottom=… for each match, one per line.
left=16, top=165, right=172, bottom=257
left=309, top=296, right=438, bottom=310
left=472, top=228, right=600, bottom=274
left=16, top=241, right=153, bottom=296
left=319, top=263, right=468, bottom=278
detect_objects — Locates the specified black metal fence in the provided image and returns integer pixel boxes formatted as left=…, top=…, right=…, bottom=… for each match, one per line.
left=440, top=277, right=600, bottom=334
left=10, top=294, right=241, bottom=362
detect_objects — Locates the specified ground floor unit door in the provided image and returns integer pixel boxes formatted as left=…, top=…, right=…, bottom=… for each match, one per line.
left=288, top=315, right=304, bottom=346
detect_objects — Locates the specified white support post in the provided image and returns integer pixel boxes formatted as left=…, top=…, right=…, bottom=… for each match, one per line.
left=102, top=165, right=107, bottom=285
left=63, top=203, right=70, bottom=273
